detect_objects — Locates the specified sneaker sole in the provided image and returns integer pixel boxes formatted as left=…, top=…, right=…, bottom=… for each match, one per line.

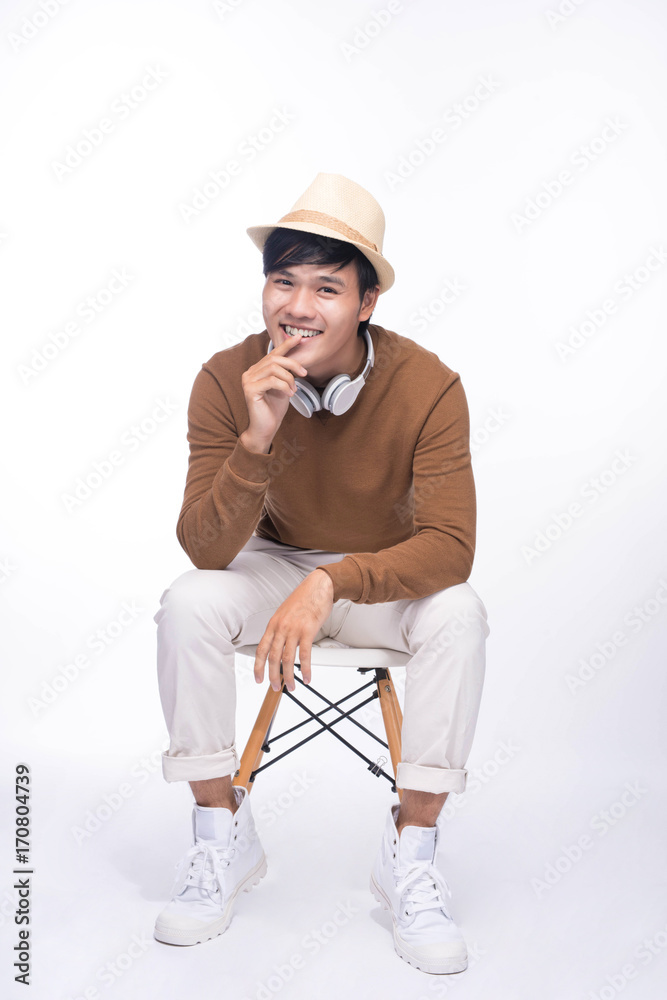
left=369, top=874, right=468, bottom=975
left=154, top=853, right=268, bottom=946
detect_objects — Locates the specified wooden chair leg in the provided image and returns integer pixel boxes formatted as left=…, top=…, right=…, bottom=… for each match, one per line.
left=377, top=668, right=403, bottom=802
left=391, top=673, right=404, bottom=732
left=233, top=679, right=284, bottom=794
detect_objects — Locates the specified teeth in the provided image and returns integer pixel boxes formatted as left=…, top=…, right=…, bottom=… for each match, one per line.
left=284, top=325, right=323, bottom=338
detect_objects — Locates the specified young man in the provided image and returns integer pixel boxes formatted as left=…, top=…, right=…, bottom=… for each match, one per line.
left=153, top=173, right=490, bottom=975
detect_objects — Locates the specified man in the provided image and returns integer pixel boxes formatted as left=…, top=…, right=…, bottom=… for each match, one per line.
left=152, top=173, right=490, bottom=976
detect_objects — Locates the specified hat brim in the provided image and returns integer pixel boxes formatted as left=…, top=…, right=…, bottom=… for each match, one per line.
left=246, top=222, right=394, bottom=294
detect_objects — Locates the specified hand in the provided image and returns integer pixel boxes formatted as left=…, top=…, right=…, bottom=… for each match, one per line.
left=254, top=570, right=334, bottom=692
left=241, top=331, right=309, bottom=446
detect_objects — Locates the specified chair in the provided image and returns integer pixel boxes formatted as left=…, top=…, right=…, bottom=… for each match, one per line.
left=232, top=640, right=411, bottom=802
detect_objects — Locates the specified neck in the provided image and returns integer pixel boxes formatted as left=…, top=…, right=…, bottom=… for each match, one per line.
left=313, top=331, right=367, bottom=388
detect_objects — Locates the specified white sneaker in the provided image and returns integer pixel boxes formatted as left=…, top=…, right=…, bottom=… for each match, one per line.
left=154, top=785, right=267, bottom=946
left=370, top=803, right=468, bottom=975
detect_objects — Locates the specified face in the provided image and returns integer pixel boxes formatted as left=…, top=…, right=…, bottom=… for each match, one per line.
left=262, top=259, right=380, bottom=384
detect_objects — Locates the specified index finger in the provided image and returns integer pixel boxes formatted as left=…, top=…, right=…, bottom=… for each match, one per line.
left=272, top=330, right=303, bottom=354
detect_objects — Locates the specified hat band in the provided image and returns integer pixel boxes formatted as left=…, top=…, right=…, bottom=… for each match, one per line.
left=277, top=209, right=380, bottom=254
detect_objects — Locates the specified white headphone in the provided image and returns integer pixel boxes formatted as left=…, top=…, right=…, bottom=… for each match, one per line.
left=266, top=327, right=374, bottom=418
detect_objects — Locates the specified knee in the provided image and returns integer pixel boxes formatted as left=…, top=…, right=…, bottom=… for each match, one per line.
left=441, top=583, right=488, bottom=629
left=153, top=569, right=225, bottom=629
left=416, top=584, right=490, bottom=657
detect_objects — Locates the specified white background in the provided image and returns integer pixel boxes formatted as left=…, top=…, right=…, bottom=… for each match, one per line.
left=1, top=0, right=666, bottom=998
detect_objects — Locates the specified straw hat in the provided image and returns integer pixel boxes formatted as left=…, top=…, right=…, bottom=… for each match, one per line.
left=246, top=172, right=395, bottom=293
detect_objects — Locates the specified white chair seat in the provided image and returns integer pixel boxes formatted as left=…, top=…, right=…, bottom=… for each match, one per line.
left=236, top=640, right=411, bottom=669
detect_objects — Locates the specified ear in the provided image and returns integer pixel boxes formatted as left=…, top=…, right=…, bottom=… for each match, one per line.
left=359, top=284, right=380, bottom=321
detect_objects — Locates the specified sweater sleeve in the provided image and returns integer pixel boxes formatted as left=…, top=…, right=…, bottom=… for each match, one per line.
left=176, top=366, right=274, bottom=569
left=315, top=375, right=476, bottom=604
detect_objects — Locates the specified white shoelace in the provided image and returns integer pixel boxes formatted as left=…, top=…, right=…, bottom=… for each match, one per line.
left=172, top=839, right=236, bottom=897
left=394, top=860, right=453, bottom=919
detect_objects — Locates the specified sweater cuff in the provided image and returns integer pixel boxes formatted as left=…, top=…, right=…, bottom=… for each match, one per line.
left=226, top=437, right=273, bottom=483
left=316, top=557, right=364, bottom=603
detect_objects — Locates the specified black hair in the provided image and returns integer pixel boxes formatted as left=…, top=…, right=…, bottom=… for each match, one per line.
left=261, top=227, right=379, bottom=336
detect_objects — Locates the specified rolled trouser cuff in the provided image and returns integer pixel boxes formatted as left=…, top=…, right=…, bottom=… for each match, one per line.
left=161, top=745, right=240, bottom=783
left=396, top=761, right=468, bottom=794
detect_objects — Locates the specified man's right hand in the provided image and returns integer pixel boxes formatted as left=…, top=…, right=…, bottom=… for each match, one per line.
left=239, top=331, right=309, bottom=454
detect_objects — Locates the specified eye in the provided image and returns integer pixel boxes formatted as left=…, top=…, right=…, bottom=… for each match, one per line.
left=274, top=279, right=292, bottom=286
left=320, top=286, right=337, bottom=294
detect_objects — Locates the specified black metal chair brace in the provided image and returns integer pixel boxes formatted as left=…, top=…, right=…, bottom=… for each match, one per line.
left=233, top=654, right=405, bottom=801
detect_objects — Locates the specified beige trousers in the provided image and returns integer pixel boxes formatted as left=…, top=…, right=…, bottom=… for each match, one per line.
left=154, top=534, right=490, bottom=794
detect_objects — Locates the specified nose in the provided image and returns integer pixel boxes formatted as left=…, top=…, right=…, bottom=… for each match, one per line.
left=287, top=283, right=318, bottom=320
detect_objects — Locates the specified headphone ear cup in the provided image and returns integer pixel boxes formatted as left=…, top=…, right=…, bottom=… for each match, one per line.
left=325, top=375, right=365, bottom=416
left=291, top=377, right=320, bottom=418
left=321, top=374, right=351, bottom=415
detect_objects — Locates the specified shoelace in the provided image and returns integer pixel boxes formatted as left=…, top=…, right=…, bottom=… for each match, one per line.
left=172, top=839, right=236, bottom=898
left=393, top=860, right=453, bottom=919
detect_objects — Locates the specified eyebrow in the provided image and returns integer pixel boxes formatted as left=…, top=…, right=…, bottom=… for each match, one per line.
left=274, top=268, right=347, bottom=288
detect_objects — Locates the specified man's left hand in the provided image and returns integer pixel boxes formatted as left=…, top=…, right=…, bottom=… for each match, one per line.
left=254, top=569, right=334, bottom=692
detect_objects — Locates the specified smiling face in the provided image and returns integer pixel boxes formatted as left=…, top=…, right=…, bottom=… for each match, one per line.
left=262, top=260, right=380, bottom=385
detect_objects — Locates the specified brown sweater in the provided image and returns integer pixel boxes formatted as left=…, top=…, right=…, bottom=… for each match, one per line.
left=176, top=324, right=476, bottom=605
